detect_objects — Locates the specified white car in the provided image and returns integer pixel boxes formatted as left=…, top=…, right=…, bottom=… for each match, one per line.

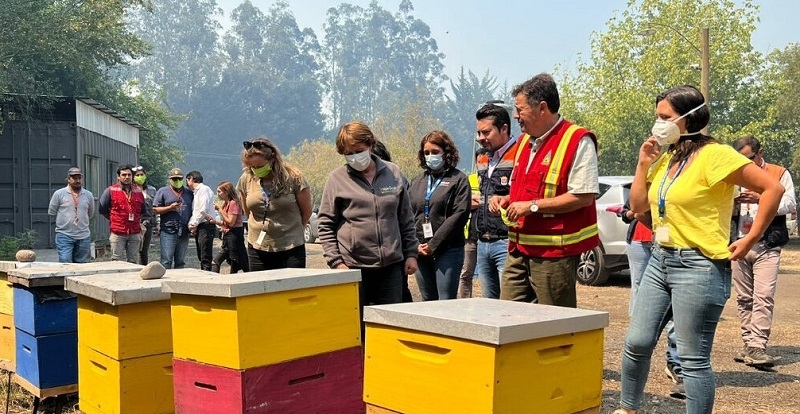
left=304, top=212, right=318, bottom=243
left=576, top=176, right=633, bottom=286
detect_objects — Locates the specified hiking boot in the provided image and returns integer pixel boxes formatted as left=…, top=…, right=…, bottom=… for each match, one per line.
left=670, top=381, right=686, bottom=399
left=664, top=363, right=681, bottom=384
left=744, top=347, right=781, bottom=367
left=733, top=345, right=748, bottom=363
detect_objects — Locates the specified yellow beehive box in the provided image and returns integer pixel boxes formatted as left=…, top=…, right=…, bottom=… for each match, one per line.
left=163, top=268, right=362, bottom=370
left=363, top=298, right=609, bottom=414
left=0, top=313, right=15, bottom=370
left=78, top=344, right=174, bottom=414
left=66, top=269, right=216, bottom=360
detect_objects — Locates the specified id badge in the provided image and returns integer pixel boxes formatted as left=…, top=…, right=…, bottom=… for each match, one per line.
left=655, top=226, right=670, bottom=243
left=256, top=230, right=267, bottom=245
left=128, top=213, right=135, bottom=222
left=422, top=222, right=434, bottom=238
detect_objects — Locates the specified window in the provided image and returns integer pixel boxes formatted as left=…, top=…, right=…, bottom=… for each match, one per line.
left=107, top=161, right=118, bottom=187
left=84, top=155, right=100, bottom=195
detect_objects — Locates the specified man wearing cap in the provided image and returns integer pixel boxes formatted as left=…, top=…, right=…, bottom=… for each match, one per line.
left=153, top=168, right=194, bottom=269
left=99, top=165, right=150, bottom=263
left=186, top=170, right=216, bottom=271
left=48, top=167, right=95, bottom=263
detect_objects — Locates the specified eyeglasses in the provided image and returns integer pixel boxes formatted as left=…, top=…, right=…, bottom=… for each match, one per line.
left=132, top=166, right=144, bottom=172
left=243, top=141, right=270, bottom=150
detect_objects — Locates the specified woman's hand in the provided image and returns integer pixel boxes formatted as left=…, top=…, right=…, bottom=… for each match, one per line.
left=404, top=257, right=418, bottom=275
left=418, top=243, right=432, bottom=256
left=335, top=263, right=349, bottom=270
left=639, top=137, right=662, bottom=167
left=728, top=236, right=757, bottom=261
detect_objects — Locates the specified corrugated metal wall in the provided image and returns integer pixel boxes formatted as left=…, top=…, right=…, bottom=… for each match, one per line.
left=0, top=98, right=140, bottom=250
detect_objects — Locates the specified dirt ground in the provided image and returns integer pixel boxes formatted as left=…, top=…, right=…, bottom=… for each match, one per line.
left=3, top=237, right=799, bottom=413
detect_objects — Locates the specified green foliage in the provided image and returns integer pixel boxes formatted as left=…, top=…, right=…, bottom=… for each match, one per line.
left=322, top=1, right=447, bottom=127
left=0, top=230, right=38, bottom=260
left=561, top=0, right=764, bottom=176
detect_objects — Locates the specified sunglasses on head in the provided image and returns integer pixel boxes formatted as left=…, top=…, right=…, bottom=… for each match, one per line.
left=132, top=166, right=144, bottom=172
left=243, top=141, right=270, bottom=150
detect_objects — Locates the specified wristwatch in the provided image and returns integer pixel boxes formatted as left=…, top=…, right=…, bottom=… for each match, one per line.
left=529, top=200, right=539, bottom=213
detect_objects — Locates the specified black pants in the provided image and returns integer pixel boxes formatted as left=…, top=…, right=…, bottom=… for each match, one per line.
left=212, top=227, right=249, bottom=273
left=139, top=221, right=154, bottom=265
left=247, top=244, right=306, bottom=271
left=356, top=262, right=404, bottom=341
left=194, top=222, right=216, bottom=271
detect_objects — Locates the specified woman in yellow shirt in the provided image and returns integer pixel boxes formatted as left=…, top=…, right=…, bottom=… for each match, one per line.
left=614, top=85, right=784, bottom=414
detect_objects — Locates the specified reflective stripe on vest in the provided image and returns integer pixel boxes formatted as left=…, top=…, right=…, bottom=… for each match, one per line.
left=543, top=124, right=581, bottom=199
left=508, top=222, right=598, bottom=246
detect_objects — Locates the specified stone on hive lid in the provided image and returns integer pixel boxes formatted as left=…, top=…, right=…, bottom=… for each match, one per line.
left=15, top=250, right=36, bottom=262
left=65, top=269, right=217, bottom=305
left=161, top=268, right=362, bottom=298
left=139, top=262, right=166, bottom=280
left=363, top=298, right=609, bottom=345
left=6, top=261, right=144, bottom=287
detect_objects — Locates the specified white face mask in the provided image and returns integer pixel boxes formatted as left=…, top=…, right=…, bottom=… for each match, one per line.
left=344, top=150, right=372, bottom=171
left=651, top=102, right=706, bottom=146
left=425, top=154, right=444, bottom=170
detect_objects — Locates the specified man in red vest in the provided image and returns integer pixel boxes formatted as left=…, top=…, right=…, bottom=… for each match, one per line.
left=98, top=164, right=149, bottom=263
left=490, top=73, right=599, bottom=307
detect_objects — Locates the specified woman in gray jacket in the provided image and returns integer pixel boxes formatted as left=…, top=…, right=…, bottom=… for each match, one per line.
left=317, top=122, right=419, bottom=310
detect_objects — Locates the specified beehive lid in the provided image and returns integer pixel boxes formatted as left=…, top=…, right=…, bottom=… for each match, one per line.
left=162, top=268, right=361, bottom=298
left=363, top=298, right=609, bottom=345
left=65, top=269, right=217, bottom=305
left=6, top=262, right=144, bottom=287
left=0, top=261, right=62, bottom=278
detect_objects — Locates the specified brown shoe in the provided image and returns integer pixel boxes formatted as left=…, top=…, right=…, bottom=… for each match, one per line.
left=744, top=347, right=781, bottom=367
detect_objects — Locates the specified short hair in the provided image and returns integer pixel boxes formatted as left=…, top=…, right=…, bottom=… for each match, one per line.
left=476, top=104, right=511, bottom=136
left=655, top=85, right=709, bottom=134
left=732, top=135, right=761, bottom=153
left=511, top=73, right=560, bottom=113
left=117, top=165, right=134, bottom=176
left=417, top=130, right=460, bottom=170
left=336, top=122, right=376, bottom=154
left=372, top=140, right=392, bottom=162
left=186, top=170, right=203, bottom=183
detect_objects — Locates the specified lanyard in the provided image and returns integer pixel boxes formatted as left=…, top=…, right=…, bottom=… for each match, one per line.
left=424, top=174, right=445, bottom=219
left=657, top=156, right=689, bottom=219
left=260, top=186, right=272, bottom=224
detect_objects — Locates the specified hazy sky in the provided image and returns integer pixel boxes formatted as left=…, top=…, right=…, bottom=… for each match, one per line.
left=216, top=0, right=799, bottom=88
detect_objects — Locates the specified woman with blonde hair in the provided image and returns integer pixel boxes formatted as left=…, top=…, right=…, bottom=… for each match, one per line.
left=237, top=137, right=312, bottom=270
left=210, top=181, right=249, bottom=273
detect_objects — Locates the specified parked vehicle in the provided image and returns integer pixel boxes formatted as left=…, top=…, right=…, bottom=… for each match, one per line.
left=304, top=212, right=318, bottom=243
left=576, top=176, right=633, bottom=286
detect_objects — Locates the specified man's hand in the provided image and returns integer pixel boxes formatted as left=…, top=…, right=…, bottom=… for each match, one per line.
left=735, top=189, right=760, bottom=204
left=488, top=195, right=509, bottom=214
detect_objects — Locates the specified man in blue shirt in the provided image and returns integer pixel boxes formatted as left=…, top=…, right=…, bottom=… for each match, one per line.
left=48, top=167, right=95, bottom=263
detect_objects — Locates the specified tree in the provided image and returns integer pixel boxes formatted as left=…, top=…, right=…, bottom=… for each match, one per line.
left=321, top=0, right=446, bottom=128
left=441, top=67, right=503, bottom=169
left=0, top=0, right=149, bottom=121
left=559, top=0, right=763, bottom=176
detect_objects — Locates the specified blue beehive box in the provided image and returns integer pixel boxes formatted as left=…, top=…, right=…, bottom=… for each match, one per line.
left=15, top=329, right=78, bottom=389
left=13, top=286, right=77, bottom=336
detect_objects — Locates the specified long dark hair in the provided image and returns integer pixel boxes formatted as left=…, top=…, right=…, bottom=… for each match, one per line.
left=217, top=181, right=240, bottom=211
left=656, top=85, right=715, bottom=164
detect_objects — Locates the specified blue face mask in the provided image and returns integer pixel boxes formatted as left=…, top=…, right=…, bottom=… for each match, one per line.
left=425, top=154, right=445, bottom=171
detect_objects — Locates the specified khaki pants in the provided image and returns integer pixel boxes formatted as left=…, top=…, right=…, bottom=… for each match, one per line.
left=500, top=249, right=578, bottom=307
left=732, top=242, right=781, bottom=350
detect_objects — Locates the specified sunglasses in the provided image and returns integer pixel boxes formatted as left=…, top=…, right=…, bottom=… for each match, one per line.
left=243, top=141, right=270, bottom=150
left=132, top=166, right=144, bottom=172
left=170, top=178, right=183, bottom=182
left=746, top=153, right=757, bottom=160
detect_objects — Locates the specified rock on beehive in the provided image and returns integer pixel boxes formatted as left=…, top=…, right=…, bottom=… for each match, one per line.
left=140, top=261, right=166, bottom=280
left=15, top=249, right=36, bottom=262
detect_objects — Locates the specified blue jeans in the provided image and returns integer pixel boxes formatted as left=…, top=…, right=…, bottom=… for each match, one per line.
left=475, top=239, right=507, bottom=299
left=621, top=245, right=729, bottom=413
left=415, top=246, right=465, bottom=300
left=627, top=241, right=682, bottom=371
left=55, top=233, right=91, bottom=263
left=160, top=231, right=189, bottom=269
